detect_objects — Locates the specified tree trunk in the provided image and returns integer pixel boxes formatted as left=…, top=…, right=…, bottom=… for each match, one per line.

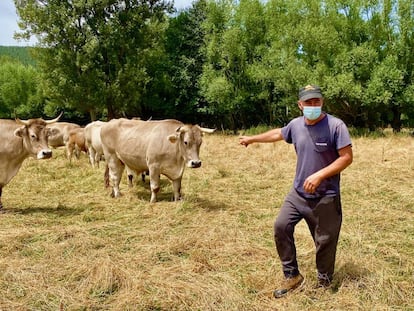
left=391, top=105, right=401, bottom=133
left=107, top=104, right=116, bottom=120
left=89, top=109, right=97, bottom=122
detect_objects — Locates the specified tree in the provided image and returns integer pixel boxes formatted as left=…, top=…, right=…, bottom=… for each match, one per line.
left=200, top=0, right=269, bottom=130
left=15, top=0, right=173, bottom=121
left=162, top=0, right=209, bottom=124
left=0, top=56, right=42, bottom=118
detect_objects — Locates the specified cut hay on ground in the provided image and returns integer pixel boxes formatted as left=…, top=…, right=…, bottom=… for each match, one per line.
left=0, top=133, right=413, bottom=310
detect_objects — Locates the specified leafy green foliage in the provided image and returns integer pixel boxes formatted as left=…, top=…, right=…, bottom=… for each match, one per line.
left=162, top=0, right=209, bottom=124
left=0, top=46, right=37, bottom=66
left=0, top=56, right=42, bottom=118
left=4, top=0, right=414, bottom=130
left=15, top=0, right=173, bottom=120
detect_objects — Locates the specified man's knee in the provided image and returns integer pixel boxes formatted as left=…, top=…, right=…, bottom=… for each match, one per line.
left=274, top=218, right=293, bottom=238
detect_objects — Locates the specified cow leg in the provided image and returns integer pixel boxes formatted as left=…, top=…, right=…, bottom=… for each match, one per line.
left=107, top=156, right=124, bottom=197
left=88, top=147, right=96, bottom=168
left=172, top=177, right=182, bottom=201
left=75, top=145, right=80, bottom=159
left=128, top=174, right=134, bottom=187
left=66, top=143, right=74, bottom=162
left=125, top=166, right=134, bottom=188
left=95, top=152, right=101, bottom=168
left=0, top=186, right=2, bottom=210
left=149, top=167, right=161, bottom=203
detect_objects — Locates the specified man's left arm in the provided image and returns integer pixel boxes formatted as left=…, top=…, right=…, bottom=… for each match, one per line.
left=303, top=145, right=353, bottom=194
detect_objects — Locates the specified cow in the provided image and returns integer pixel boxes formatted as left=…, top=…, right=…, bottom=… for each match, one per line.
left=84, top=120, right=106, bottom=168
left=0, top=114, right=61, bottom=210
left=100, top=118, right=215, bottom=203
left=66, top=127, right=88, bottom=162
left=47, top=122, right=81, bottom=148
left=85, top=120, right=146, bottom=186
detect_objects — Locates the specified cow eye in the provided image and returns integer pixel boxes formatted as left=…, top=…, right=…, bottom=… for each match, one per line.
left=184, top=141, right=188, bottom=145
left=31, top=134, right=37, bottom=141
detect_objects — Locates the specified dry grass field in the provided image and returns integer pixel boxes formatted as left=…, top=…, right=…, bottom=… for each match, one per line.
left=0, top=131, right=413, bottom=310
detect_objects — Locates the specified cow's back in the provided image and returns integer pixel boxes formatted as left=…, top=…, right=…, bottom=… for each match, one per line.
left=48, top=122, right=80, bottom=147
left=102, top=119, right=183, bottom=172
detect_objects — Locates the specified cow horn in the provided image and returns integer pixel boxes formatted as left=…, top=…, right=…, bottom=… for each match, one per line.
left=197, top=126, right=216, bottom=134
left=15, top=118, right=30, bottom=125
left=44, top=111, right=63, bottom=124
left=15, top=112, right=63, bottom=125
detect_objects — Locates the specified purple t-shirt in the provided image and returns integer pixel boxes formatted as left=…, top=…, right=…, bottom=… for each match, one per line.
left=281, top=113, right=352, bottom=199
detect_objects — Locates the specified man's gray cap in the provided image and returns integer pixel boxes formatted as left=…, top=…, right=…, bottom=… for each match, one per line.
left=299, top=85, right=323, bottom=101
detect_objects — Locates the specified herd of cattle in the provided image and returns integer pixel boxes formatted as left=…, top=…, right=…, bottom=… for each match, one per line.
left=0, top=114, right=215, bottom=210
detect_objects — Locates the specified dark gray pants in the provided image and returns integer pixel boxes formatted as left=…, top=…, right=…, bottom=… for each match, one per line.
left=274, top=188, right=342, bottom=280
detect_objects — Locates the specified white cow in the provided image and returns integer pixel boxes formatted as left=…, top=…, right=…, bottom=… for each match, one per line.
left=85, top=121, right=106, bottom=168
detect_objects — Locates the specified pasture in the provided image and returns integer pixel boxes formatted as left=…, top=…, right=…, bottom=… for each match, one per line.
left=0, top=132, right=413, bottom=310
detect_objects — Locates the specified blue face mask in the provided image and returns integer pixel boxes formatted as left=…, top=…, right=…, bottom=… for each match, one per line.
left=303, top=106, right=322, bottom=120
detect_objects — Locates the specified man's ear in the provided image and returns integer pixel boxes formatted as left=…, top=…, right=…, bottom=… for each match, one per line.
left=297, top=101, right=303, bottom=111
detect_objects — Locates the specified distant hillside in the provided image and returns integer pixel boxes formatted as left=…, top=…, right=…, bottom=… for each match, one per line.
left=0, top=46, right=37, bottom=66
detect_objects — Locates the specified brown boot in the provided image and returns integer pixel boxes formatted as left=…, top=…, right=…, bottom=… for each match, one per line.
left=273, top=273, right=304, bottom=298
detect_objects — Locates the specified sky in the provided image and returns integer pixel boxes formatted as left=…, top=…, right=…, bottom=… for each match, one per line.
left=0, top=0, right=193, bottom=46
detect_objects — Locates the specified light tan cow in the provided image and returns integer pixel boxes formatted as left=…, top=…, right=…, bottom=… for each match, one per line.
left=66, top=127, right=87, bottom=162
left=47, top=122, right=81, bottom=148
left=84, top=120, right=106, bottom=168
left=0, top=114, right=61, bottom=210
left=100, top=118, right=215, bottom=203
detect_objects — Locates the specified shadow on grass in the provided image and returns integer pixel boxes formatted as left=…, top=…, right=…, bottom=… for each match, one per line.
left=183, top=196, right=229, bottom=211
left=2, top=203, right=86, bottom=217
left=127, top=182, right=229, bottom=210
left=331, top=261, right=370, bottom=292
left=129, top=179, right=194, bottom=204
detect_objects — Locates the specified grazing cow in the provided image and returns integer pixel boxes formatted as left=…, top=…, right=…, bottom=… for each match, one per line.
left=66, top=127, right=87, bottom=162
left=47, top=122, right=81, bottom=148
left=101, top=118, right=215, bottom=203
left=84, top=121, right=106, bottom=168
left=0, top=114, right=61, bottom=210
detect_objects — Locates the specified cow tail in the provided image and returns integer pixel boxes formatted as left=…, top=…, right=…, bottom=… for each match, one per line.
left=104, top=163, right=110, bottom=188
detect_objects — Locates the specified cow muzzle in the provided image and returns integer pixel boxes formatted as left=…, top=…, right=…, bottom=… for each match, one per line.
left=37, top=149, right=52, bottom=159
left=188, top=160, right=202, bottom=168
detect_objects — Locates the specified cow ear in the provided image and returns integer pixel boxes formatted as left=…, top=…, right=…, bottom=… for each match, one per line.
left=168, top=134, right=179, bottom=143
left=14, top=126, right=25, bottom=138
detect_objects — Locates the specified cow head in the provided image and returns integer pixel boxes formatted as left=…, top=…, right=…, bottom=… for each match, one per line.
left=168, top=125, right=215, bottom=168
left=14, top=113, right=62, bottom=159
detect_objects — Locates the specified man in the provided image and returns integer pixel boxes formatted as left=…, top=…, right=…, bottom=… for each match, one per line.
left=239, top=85, right=353, bottom=298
